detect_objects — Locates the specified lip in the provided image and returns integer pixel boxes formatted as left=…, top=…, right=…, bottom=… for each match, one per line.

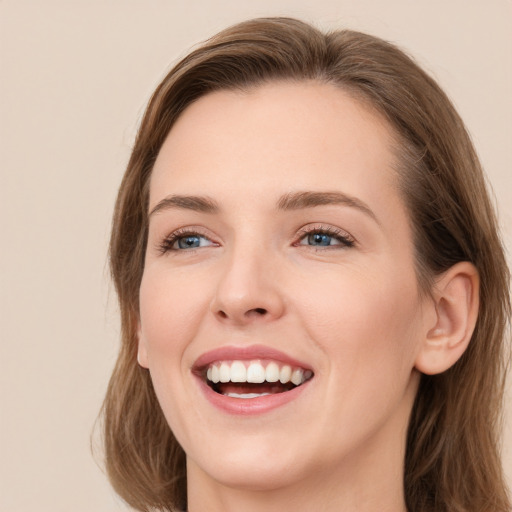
left=192, top=345, right=313, bottom=415
left=193, top=344, right=313, bottom=371
left=194, top=374, right=312, bottom=415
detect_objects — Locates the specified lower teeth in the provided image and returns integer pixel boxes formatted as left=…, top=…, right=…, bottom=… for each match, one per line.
left=225, top=392, right=271, bottom=399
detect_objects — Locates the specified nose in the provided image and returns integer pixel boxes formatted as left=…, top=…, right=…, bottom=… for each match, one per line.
left=210, top=245, right=286, bottom=326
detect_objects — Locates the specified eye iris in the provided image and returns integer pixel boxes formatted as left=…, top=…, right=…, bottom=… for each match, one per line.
left=308, top=233, right=331, bottom=246
left=178, top=235, right=201, bottom=249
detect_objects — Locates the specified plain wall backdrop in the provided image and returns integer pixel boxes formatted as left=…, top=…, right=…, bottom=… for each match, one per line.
left=1, top=1, right=510, bottom=511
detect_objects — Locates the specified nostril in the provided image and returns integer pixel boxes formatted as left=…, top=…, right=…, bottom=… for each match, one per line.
left=214, top=306, right=272, bottom=322
left=215, top=308, right=266, bottom=319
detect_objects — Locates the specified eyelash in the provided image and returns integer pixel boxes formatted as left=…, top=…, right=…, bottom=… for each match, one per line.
left=157, top=227, right=215, bottom=254
left=295, top=224, right=355, bottom=249
left=157, top=224, right=355, bottom=254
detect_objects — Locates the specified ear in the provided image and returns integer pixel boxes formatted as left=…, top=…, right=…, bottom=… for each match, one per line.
left=136, top=321, right=149, bottom=369
left=415, top=261, right=479, bottom=375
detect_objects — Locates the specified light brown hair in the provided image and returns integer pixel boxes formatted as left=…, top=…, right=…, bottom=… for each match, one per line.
left=101, top=17, right=511, bottom=512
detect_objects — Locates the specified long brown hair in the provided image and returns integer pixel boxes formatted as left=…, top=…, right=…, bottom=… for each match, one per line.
left=101, top=17, right=511, bottom=512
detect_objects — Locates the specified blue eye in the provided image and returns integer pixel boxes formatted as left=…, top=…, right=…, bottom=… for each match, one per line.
left=159, top=230, right=215, bottom=253
left=298, top=227, right=355, bottom=248
left=173, top=234, right=214, bottom=250
left=176, top=235, right=205, bottom=249
left=306, top=233, right=335, bottom=246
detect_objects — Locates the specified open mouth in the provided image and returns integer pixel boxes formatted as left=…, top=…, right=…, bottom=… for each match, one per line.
left=203, top=360, right=314, bottom=399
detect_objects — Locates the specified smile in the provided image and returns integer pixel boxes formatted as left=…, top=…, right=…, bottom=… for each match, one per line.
left=206, top=360, right=313, bottom=398
left=193, top=345, right=315, bottom=413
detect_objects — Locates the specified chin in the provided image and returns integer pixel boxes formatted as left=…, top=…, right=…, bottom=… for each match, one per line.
left=187, top=436, right=310, bottom=491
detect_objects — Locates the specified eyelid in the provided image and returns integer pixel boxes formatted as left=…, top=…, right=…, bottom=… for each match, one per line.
left=294, top=223, right=356, bottom=248
left=157, top=226, right=219, bottom=254
left=155, top=223, right=355, bottom=254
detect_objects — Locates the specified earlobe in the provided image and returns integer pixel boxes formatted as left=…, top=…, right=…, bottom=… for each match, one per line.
left=415, top=262, right=479, bottom=375
left=136, top=322, right=150, bottom=369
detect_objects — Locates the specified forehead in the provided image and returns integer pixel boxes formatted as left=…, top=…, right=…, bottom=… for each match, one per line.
left=150, top=81, right=401, bottom=217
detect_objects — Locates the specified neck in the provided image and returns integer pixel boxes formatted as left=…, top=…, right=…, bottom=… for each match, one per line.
left=187, top=474, right=407, bottom=512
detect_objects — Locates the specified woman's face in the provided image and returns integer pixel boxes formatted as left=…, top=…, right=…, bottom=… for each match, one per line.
left=138, top=82, right=433, bottom=492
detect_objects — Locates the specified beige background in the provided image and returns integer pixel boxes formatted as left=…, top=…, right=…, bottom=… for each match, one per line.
left=1, top=1, right=510, bottom=511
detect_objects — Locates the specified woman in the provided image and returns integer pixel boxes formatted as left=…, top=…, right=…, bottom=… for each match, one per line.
left=101, top=17, right=511, bottom=512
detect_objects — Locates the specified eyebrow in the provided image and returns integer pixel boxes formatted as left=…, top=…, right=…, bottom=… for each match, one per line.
left=149, top=190, right=378, bottom=224
left=149, top=195, right=220, bottom=217
left=277, top=191, right=379, bottom=224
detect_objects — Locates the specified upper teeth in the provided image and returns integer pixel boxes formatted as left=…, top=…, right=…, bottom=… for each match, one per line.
left=206, top=360, right=312, bottom=386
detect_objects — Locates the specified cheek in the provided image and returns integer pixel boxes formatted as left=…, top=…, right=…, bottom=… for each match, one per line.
left=137, top=265, right=212, bottom=444
left=294, top=269, right=423, bottom=453
left=297, top=265, right=423, bottom=382
left=138, top=264, right=212, bottom=363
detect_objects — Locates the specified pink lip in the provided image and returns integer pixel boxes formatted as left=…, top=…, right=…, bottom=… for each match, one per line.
left=194, top=374, right=312, bottom=415
left=192, top=345, right=313, bottom=416
left=192, top=344, right=312, bottom=370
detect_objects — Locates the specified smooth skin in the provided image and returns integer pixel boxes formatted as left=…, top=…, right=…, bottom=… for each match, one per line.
left=137, top=81, right=479, bottom=512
